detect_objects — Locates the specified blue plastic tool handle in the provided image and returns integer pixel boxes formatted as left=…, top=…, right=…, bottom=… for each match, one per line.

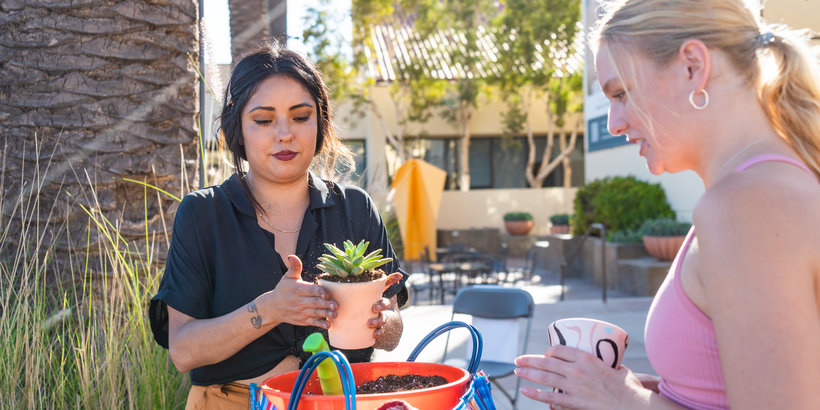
left=406, top=321, right=483, bottom=374
left=288, top=350, right=356, bottom=410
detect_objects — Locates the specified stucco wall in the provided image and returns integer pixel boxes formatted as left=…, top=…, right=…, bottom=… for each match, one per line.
left=763, top=1, right=820, bottom=37
left=435, top=187, right=578, bottom=236
left=336, top=85, right=585, bottom=195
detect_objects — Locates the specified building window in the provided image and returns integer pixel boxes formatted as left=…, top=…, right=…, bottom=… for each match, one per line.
left=407, top=137, right=461, bottom=190
left=469, top=139, right=492, bottom=189
left=404, top=135, right=584, bottom=189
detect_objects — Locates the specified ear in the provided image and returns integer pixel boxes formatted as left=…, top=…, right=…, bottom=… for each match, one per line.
left=679, top=39, right=711, bottom=91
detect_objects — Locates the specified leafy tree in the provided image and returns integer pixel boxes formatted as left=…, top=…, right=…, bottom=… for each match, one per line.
left=301, top=0, right=582, bottom=191
left=495, top=0, right=582, bottom=188
left=301, top=0, right=445, bottom=170
left=406, top=0, right=498, bottom=191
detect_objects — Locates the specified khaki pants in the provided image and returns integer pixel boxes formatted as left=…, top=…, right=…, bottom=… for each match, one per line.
left=185, top=382, right=250, bottom=410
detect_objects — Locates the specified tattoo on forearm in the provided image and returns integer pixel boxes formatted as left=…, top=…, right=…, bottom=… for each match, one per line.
left=248, top=302, right=262, bottom=329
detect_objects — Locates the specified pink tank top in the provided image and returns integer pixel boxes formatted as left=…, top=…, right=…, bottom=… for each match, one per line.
left=644, top=154, right=814, bottom=409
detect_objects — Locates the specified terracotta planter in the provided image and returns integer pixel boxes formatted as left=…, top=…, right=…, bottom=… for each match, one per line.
left=549, top=224, right=571, bottom=235
left=504, top=220, right=534, bottom=235
left=642, top=235, right=686, bottom=262
left=319, top=275, right=388, bottom=349
left=262, top=361, right=470, bottom=410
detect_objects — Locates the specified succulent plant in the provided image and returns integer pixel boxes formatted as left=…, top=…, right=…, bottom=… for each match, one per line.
left=317, top=240, right=393, bottom=278
left=639, top=218, right=692, bottom=237
left=503, top=211, right=533, bottom=221
left=549, top=213, right=571, bottom=225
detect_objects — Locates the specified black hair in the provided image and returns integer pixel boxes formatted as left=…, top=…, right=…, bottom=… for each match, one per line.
left=219, top=41, right=350, bottom=212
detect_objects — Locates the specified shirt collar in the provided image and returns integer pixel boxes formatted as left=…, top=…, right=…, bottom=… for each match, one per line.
left=224, top=171, right=335, bottom=217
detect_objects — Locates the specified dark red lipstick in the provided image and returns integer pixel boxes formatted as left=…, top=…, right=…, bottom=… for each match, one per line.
left=273, top=150, right=297, bottom=161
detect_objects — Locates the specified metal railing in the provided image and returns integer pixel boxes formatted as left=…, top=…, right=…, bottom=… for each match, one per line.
left=559, top=223, right=607, bottom=302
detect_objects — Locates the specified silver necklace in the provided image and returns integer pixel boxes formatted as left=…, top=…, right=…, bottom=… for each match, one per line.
left=256, top=210, right=301, bottom=233
left=714, top=137, right=766, bottom=180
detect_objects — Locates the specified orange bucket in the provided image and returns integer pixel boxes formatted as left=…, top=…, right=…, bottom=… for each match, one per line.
left=261, top=361, right=470, bottom=410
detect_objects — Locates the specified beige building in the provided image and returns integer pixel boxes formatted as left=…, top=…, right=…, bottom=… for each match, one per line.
left=207, top=0, right=818, bottom=237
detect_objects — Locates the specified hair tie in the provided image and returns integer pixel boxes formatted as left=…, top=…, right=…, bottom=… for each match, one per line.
left=756, top=32, right=774, bottom=48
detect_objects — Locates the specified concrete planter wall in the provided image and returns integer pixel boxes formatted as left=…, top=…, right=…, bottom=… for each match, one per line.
left=532, top=234, right=582, bottom=276
left=531, top=235, right=671, bottom=296
left=437, top=228, right=502, bottom=255
left=579, top=238, right=649, bottom=290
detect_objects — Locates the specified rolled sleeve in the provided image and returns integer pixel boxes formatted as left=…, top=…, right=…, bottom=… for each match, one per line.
left=149, top=197, right=213, bottom=348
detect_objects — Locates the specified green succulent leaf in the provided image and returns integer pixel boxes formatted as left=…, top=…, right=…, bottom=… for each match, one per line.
left=335, top=267, right=349, bottom=278
left=324, top=243, right=346, bottom=258
left=355, top=240, right=369, bottom=256
left=320, top=240, right=390, bottom=277
left=360, top=257, right=392, bottom=271
left=361, top=249, right=382, bottom=262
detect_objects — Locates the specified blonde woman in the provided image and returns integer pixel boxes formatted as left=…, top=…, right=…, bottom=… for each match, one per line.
left=515, top=0, right=820, bottom=408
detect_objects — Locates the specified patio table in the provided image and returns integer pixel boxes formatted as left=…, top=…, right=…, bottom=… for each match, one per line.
left=428, top=260, right=493, bottom=304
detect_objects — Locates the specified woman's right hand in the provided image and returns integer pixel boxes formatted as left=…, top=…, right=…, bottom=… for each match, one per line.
left=514, top=346, right=650, bottom=409
left=167, top=255, right=336, bottom=372
left=254, top=255, right=338, bottom=329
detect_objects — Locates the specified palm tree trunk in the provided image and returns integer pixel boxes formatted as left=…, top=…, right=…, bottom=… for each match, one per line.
left=0, top=0, right=200, bottom=272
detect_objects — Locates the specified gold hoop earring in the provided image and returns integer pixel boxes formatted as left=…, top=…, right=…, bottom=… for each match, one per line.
left=688, top=89, right=709, bottom=110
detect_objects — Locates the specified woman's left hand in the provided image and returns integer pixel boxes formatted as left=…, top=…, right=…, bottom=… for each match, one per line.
left=369, top=272, right=404, bottom=350
left=514, top=345, right=650, bottom=409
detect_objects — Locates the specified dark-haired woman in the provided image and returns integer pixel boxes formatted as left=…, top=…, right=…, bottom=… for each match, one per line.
left=149, top=43, right=407, bottom=409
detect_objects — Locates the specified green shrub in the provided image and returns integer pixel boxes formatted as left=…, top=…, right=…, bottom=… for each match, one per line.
left=549, top=213, right=571, bottom=225
left=503, top=211, right=533, bottom=221
left=640, top=218, right=692, bottom=237
left=609, top=228, right=643, bottom=244
left=572, top=176, right=675, bottom=239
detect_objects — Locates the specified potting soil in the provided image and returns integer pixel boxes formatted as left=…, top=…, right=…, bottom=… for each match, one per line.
left=356, top=374, right=448, bottom=394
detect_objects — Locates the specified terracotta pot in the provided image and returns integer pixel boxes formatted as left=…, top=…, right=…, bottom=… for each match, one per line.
left=262, top=361, right=470, bottom=410
left=319, top=275, right=388, bottom=349
left=642, top=235, right=686, bottom=262
left=504, top=220, right=534, bottom=235
left=549, top=224, right=571, bottom=235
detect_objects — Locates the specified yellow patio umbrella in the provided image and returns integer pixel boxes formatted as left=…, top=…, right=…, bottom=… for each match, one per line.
left=390, top=159, right=447, bottom=262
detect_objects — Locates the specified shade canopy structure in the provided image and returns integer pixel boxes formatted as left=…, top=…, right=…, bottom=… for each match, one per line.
left=390, top=159, right=447, bottom=262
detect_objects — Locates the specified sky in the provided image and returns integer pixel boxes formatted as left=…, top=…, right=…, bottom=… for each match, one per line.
left=202, top=0, right=352, bottom=65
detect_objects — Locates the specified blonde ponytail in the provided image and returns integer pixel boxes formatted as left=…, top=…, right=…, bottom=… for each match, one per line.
left=757, top=27, right=820, bottom=179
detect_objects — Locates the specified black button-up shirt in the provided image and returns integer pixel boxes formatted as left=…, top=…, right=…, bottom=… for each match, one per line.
left=149, top=172, right=407, bottom=385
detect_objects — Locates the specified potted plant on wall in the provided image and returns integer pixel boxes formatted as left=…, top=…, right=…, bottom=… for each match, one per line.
left=503, top=211, right=534, bottom=235
left=639, top=218, right=692, bottom=261
left=317, top=240, right=396, bottom=349
left=549, top=213, right=571, bottom=234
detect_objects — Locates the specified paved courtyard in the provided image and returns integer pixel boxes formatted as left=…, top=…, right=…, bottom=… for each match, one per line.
left=374, top=264, right=656, bottom=410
